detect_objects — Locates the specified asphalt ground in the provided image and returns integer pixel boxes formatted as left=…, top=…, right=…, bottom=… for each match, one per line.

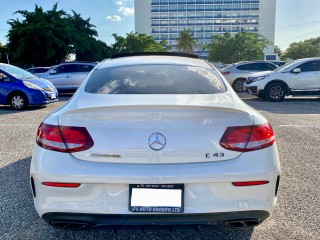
left=0, top=93, right=319, bottom=240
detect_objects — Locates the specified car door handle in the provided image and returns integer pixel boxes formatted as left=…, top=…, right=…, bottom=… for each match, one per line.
left=66, top=75, right=71, bottom=78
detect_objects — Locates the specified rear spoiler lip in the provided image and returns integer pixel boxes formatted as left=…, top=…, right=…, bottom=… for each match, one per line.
left=61, top=104, right=251, bottom=116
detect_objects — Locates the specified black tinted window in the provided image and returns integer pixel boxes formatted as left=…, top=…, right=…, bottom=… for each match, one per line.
left=56, top=64, right=78, bottom=73
left=236, top=64, right=254, bottom=70
left=298, top=61, right=320, bottom=72
left=79, top=65, right=94, bottom=72
left=255, top=63, right=277, bottom=71
left=85, top=64, right=226, bottom=94
left=236, top=63, right=277, bottom=71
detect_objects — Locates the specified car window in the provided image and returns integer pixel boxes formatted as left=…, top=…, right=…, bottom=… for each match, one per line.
left=254, top=63, right=277, bottom=71
left=0, top=72, right=11, bottom=81
left=33, top=68, right=50, bottom=73
left=236, top=63, right=277, bottom=71
left=298, top=60, right=320, bottom=72
left=85, top=64, right=226, bottom=94
left=78, top=64, right=94, bottom=72
left=236, top=63, right=253, bottom=70
left=274, top=59, right=303, bottom=72
left=55, top=64, right=78, bottom=73
left=265, top=63, right=278, bottom=71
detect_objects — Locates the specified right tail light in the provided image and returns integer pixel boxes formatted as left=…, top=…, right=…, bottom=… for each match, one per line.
left=220, top=123, right=275, bottom=152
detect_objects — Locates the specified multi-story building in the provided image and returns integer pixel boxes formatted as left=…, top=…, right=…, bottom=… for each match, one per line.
left=135, top=0, right=276, bottom=58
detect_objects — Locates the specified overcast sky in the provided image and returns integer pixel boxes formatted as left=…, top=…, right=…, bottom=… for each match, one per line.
left=1, top=0, right=320, bottom=50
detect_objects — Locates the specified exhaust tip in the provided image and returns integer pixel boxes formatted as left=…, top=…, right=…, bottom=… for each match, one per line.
left=224, top=219, right=261, bottom=229
left=50, top=221, right=94, bottom=230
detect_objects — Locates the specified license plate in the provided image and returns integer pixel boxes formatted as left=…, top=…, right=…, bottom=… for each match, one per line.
left=129, top=184, right=184, bottom=213
left=50, top=94, right=56, bottom=99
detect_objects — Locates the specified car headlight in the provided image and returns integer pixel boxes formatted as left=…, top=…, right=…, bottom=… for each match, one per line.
left=246, top=75, right=269, bottom=85
left=253, top=75, right=269, bottom=82
left=23, top=81, right=43, bottom=90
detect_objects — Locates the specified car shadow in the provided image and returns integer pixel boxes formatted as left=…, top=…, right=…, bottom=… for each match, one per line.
left=242, top=97, right=320, bottom=114
left=0, top=157, right=254, bottom=240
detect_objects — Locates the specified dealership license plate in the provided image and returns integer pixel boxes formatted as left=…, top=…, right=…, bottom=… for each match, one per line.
left=129, top=184, right=184, bottom=213
left=50, top=94, right=56, bottom=99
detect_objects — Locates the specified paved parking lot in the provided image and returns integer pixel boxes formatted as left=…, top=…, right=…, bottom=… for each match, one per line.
left=0, top=93, right=319, bottom=240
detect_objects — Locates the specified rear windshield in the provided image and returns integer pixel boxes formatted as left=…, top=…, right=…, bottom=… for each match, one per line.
left=85, top=64, right=226, bottom=94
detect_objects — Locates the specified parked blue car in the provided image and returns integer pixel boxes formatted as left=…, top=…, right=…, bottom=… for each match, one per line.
left=0, top=63, right=58, bottom=110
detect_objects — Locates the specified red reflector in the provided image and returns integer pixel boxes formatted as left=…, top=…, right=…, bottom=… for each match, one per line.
left=42, top=182, right=81, bottom=188
left=220, top=123, right=275, bottom=152
left=36, top=123, right=94, bottom=153
left=222, top=71, right=231, bottom=75
left=232, top=181, right=269, bottom=187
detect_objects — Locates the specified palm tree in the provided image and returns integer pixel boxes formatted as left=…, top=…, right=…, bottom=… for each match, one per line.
left=176, top=29, right=198, bottom=53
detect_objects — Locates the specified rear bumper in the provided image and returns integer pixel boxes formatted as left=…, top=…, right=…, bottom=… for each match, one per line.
left=42, top=210, right=270, bottom=228
left=31, top=144, right=280, bottom=220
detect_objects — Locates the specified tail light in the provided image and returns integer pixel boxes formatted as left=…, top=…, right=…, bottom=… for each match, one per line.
left=222, top=71, right=231, bottom=75
left=220, top=123, right=275, bottom=152
left=36, top=123, right=94, bottom=152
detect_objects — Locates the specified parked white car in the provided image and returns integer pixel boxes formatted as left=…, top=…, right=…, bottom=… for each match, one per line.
left=244, top=57, right=320, bottom=101
left=220, top=62, right=278, bottom=92
left=31, top=53, right=280, bottom=230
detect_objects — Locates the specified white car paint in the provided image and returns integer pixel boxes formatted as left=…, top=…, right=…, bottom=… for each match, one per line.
left=31, top=55, right=280, bottom=229
left=244, top=57, right=320, bottom=101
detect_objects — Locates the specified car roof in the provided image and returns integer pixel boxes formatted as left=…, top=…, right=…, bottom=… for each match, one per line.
left=27, top=67, right=51, bottom=70
left=58, top=61, right=97, bottom=65
left=98, top=55, right=211, bottom=69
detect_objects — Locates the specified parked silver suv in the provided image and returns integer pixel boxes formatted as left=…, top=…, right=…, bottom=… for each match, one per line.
left=38, top=62, right=97, bottom=92
left=220, top=61, right=278, bottom=92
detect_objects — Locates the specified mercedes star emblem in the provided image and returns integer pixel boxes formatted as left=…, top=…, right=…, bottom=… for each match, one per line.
left=148, top=132, right=166, bottom=151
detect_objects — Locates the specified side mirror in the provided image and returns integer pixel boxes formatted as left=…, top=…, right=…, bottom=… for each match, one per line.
left=49, top=69, right=57, bottom=74
left=292, top=68, right=301, bottom=74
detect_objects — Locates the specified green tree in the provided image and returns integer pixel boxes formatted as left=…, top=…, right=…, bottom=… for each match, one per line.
left=274, top=45, right=283, bottom=58
left=176, top=29, right=197, bottom=53
left=282, top=37, right=320, bottom=60
left=206, top=33, right=236, bottom=63
left=6, top=4, right=109, bottom=66
left=206, top=32, right=271, bottom=63
left=110, top=32, right=170, bottom=56
left=66, top=11, right=109, bottom=61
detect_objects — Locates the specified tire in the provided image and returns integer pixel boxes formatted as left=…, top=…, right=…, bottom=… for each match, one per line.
left=265, top=83, right=286, bottom=102
left=9, top=93, right=29, bottom=110
left=257, top=92, right=265, bottom=99
left=232, top=79, right=245, bottom=92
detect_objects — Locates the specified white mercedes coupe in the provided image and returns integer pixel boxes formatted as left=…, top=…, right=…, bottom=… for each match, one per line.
left=30, top=53, right=280, bottom=230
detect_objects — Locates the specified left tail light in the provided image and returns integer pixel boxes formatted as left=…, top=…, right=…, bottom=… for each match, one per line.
left=36, top=123, right=94, bottom=152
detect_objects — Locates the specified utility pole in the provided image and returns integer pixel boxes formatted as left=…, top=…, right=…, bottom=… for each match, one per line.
left=6, top=52, right=9, bottom=64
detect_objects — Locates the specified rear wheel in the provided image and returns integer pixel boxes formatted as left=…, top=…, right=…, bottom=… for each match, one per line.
left=9, top=93, right=28, bottom=110
left=232, top=79, right=245, bottom=92
left=265, top=83, right=286, bottom=102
